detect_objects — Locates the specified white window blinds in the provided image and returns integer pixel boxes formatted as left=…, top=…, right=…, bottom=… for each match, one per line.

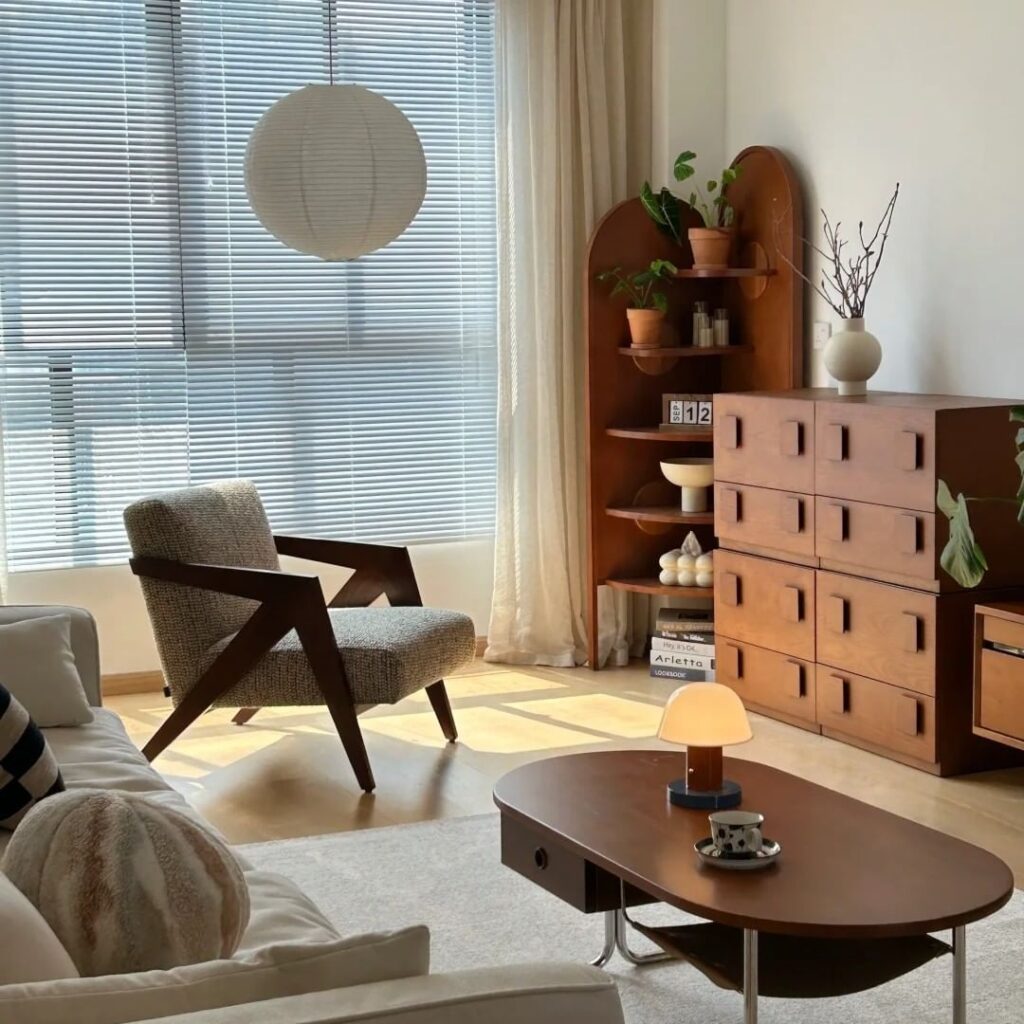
left=0, top=0, right=497, bottom=571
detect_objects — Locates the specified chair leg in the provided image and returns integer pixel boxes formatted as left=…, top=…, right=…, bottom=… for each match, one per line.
left=232, top=708, right=260, bottom=725
left=426, top=680, right=457, bottom=742
left=143, top=698, right=208, bottom=762
left=321, top=686, right=376, bottom=794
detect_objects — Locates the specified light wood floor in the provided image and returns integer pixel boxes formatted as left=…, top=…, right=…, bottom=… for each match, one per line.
left=108, top=660, right=1024, bottom=882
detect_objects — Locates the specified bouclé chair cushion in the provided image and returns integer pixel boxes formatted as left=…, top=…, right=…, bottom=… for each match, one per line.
left=2, top=789, right=250, bottom=976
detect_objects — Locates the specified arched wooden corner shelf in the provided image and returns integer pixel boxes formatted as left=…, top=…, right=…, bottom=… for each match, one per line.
left=606, top=427, right=713, bottom=442
left=605, top=578, right=713, bottom=599
left=584, top=145, right=804, bottom=669
left=605, top=506, right=714, bottom=526
left=618, top=343, right=752, bottom=359
left=673, top=267, right=777, bottom=279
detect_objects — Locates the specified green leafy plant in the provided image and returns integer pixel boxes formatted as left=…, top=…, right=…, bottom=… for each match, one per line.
left=937, top=406, right=1024, bottom=587
left=640, top=150, right=740, bottom=244
left=597, top=259, right=678, bottom=312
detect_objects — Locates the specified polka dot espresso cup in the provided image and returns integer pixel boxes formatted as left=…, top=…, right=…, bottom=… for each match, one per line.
left=709, top=810, right=764, bottom=857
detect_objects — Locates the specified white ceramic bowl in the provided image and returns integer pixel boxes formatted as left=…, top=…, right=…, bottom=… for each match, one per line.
left=660, top=458, right=714, bottom=489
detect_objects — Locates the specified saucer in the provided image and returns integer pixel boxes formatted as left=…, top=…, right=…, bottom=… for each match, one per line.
left=695, top=836, right=781, bottom=871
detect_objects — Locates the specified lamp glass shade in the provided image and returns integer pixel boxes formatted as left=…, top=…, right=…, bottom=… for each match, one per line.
left=245, top=84, right=427, bottom=261
left=657, top=683, right=753, bottom=748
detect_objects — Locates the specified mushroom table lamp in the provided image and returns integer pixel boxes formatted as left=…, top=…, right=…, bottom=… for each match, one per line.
left=658, top=683, right=753, bottom=809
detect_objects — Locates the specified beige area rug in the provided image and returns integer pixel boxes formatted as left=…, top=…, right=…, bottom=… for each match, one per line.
left=244, top=814, right=1024, bottom=1023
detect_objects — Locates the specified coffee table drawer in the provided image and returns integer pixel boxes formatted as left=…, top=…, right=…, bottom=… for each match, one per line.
left=815, top=497, right=935, bottom=584
left=714, top=393, right=815, bottom=493
left=817, top=668, right=937, bottom=764
left=716, top=638, right=816, bottom=727
left=814, top=402, right=934, bottom=512
left=816, top=570, right=936, bottom=696
left=715, top=482, right=815, bottom=562
left=714, top=549, right=815, bottom=660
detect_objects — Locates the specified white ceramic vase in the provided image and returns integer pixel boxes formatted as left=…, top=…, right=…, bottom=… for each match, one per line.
left=823, top=317, right=881, bottom=396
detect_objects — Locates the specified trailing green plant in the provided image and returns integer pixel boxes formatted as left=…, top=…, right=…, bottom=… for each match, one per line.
left=938, top=406, right=1024, bottom=587
left=640, top=150, right=740, bottom=245
left=597, top=259, right=678, bottom=311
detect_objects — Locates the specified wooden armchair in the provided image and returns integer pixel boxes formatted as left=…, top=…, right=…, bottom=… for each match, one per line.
left=123, top=481, right=475, bottom=792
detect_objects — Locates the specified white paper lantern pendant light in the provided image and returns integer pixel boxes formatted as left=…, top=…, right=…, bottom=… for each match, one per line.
left=245, top=59, right=426, bottom=261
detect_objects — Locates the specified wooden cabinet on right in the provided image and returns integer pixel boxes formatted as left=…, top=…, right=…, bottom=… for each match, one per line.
left=714, top=389, right=1024, bottom=776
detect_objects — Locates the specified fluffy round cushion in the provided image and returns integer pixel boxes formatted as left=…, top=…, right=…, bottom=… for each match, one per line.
left=1, top=789, right=250, bottom=976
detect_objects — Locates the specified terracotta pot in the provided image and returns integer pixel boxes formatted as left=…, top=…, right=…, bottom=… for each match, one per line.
left=626, top=308, right=665, bottom=348
left=688, top=226, right=733, bottom=270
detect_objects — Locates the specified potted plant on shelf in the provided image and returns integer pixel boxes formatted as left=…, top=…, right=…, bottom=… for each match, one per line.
left=597, top=259, right=678, bottom=348
left=775, top=184, right=900, bottom=395
left=640, top=150, right=740, bottom=270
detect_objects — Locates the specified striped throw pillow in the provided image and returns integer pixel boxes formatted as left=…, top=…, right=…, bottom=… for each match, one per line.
left=0, top=683, right=64, bottom=830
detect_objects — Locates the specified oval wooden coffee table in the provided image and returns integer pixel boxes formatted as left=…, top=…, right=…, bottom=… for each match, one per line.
left=493, top=750, right=1013, bottom=1023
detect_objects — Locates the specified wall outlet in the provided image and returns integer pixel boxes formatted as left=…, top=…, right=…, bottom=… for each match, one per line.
left=813, top=321, right=832, bottom=349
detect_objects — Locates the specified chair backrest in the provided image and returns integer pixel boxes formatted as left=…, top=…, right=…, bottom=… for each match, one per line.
left=123, top=480, right=280, bottom=701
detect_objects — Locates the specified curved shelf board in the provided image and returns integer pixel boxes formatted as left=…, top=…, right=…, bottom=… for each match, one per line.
left=605, top=506, right=714, bottom=526
left=619, top=344, right=753, bottom=359
left=673, top=267, right=778, bottom=279
left=606, top=427, right=714, bottom=442
left=604, top=577, right=713, bottom=599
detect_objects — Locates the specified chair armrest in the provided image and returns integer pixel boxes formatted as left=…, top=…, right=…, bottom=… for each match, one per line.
left=129, top=557, right=321, bottom=603
left=132, top=963, right=625, bottom=1024
left=274, top=536, right=422, bottom=608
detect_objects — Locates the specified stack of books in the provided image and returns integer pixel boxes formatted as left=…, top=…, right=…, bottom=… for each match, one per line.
left=649, top=609, right=715, bottom=682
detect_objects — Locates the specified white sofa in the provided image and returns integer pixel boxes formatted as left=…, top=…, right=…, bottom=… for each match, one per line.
left=0, top=606, right=624, bottom=1024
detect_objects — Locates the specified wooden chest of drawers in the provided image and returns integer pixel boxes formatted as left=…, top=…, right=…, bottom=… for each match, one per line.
left=713, top=389, right=1024, bottom=775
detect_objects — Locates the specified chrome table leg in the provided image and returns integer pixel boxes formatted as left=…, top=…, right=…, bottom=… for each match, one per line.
left=614, top=908, right=672, bottom=965
left=953, top=925, right=966, bottom=1024
left=590, top=910, right=616, bottom=968
left=743, top=929, right=758, bottom=1024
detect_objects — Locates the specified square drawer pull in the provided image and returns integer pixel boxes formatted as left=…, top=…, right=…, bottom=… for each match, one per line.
left=901, top=612, right=923, bottom=653
left=780, top=419, right=804, bottom=457
left=723, top=643, right=743, bottom=680
left=825, top=502, right=848, bottom=541
left=780, top=584, right=804, bottom=622
left=785, top=660, right=805, bottom=698
left=721, top=488, right=741, bottom=524
left=897, top=513, right=922, bottom=554
left=897, top=430, right=923, bottom=471
left=896, top=694, right=922, bottom=736
left=721, top=414, right=741, bottom=450
left=827, top=595, right=849, bottom=633
left=721, top=572, right=741, bottom=607
left=782, top=495, right=804, bottom=534
left=827, top=674, right=850, bottom=714
left=825, top=422, right=848, bottom=462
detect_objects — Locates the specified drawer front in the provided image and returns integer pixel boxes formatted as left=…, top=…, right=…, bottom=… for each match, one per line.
left=817, top=668, right=937, bottom=763
left=715, top=483, right=815, bottom=561
left=716, top=638, right=816, bottom=725
left=816, top=570, right=937, bottom=695
left=815, top=497, right=936, bottom=582
left=978, top=648, right=1024, bottom=743
left=983, top=614, right=1024, bottom=653
left=501, top=817, right=592, bottom=911
left=714, top=394, right=814, bottom=493
left=814, top=402, right=935, bottom=511
left=715, top=549, right=815, bottom=660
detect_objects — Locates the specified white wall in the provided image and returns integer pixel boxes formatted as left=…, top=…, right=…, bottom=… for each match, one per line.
left=652, top=0, right=726, bottom=189
left=724, top=0, right=1024, bottom=396
left=6, top=538, right=494, bottom=676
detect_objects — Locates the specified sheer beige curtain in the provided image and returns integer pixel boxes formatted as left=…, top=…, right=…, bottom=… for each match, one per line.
left=486, top=0, right=652, bottom=667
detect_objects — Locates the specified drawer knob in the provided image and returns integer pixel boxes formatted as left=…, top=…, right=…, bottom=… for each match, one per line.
left=721, top=572, right=741, bottom=607
left=826, top=502, right=849, bottom=542
left=722, top=488, right=741, bottom=524
left=901, top=612, right=923, bottom=653
left=786, top=660, right=806, bottom=698
left=897, top=513, right=922, bottom=555
left=896, top=695, right=922, bottom=736
left=827, top=595, right=850, bottom=633
left=897, top=430, right=923, bottom=471
left=725, top=643, right=743, bottom=680
left=825, top=423, right=848, bottom=462
left=782, top=495, right=804, bottom=534
left=533, top=847, right=549, bottom=870
left=721, top=414, right=741, bottom=450
left=829, top=674, right=851, bottom=714
left=781, top=419, right=804, bottom=457
left=780, top=584, right=804, bottom=623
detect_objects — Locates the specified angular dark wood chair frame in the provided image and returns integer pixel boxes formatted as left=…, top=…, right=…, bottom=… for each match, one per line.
left=129, top=535, right=458, bottom=793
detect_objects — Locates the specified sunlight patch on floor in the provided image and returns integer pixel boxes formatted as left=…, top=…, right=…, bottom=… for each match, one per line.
left=505, top=693, right=663, bottom=739
left=402, top=670, right=568, bottom=703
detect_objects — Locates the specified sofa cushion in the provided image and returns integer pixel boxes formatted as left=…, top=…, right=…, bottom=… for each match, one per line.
left=0, top=615, right=94, bottom=727
left=0, top=925, right=430, bottom=1024
left=0, top=875, right=78, bottom=985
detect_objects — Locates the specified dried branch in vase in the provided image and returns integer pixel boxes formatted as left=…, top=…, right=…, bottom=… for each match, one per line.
left=773, top=183, right=899, bottom=319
